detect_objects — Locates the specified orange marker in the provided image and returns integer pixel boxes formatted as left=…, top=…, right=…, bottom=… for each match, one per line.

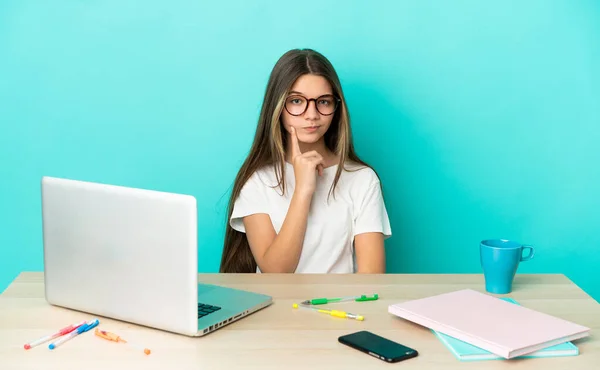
left=95, top=328, right=151, bottom=355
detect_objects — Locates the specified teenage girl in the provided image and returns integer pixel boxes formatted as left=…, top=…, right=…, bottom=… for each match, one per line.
left=220, top=48, right=391, bottom=274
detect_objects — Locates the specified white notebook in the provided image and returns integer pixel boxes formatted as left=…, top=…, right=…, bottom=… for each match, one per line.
left=388, top=289, right=590, bottom=359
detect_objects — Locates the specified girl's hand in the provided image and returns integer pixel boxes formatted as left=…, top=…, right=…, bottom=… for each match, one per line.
left=290, top=126, right=324, bottom=196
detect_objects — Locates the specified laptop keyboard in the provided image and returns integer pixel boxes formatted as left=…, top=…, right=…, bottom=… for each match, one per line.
left=198, top=303, right=221, bottom=319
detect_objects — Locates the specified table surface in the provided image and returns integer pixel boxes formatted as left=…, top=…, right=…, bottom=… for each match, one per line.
left=1, top=272, right=598, bottom=369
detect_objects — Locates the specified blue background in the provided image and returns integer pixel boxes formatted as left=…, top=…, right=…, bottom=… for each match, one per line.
left=1, top=1, right=598, bottom=301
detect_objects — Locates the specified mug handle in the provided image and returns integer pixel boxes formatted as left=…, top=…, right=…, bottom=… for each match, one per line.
left=520, top=245, right=535, bottom=261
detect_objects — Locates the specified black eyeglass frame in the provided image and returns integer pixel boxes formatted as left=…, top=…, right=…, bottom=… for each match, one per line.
left=283, top=94, right=342, bottom=116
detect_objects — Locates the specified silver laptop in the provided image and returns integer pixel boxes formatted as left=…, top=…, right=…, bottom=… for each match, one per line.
left=41, top=176, right=272, bottom=336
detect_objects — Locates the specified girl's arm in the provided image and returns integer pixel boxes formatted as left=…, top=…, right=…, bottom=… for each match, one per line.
left=242, top=191, right=312, bottom=273
left=354, top=232, right=386, bottom=273
left=243, top=127, right=323, bottom=273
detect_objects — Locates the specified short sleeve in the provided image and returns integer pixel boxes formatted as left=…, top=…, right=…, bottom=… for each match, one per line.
left=353, top=181, right=392, bottom=239
left=229, top=172, right=269, bottom=233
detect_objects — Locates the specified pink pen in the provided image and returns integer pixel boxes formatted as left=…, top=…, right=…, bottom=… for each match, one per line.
left=24, top=320, right=87, bottom=350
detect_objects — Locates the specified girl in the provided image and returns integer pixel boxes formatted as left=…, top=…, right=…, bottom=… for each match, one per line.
left=220, top=48, right=391, bottom=274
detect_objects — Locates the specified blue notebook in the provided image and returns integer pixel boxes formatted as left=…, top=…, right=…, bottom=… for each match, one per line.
left=432, top=298, right=579, bottom=361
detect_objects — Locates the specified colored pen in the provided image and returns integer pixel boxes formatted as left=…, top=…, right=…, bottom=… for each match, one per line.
left=293, top=303, right=364, bottom=321
left=301, top=294, right=378, bottom=305
left=49, top=319, right=100, bottom=350
left=94, top=328, right=151, bottom=355
left=24, top=320, right=87, bottom=350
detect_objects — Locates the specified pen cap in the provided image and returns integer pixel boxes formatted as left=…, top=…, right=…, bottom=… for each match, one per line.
left=77, top=319, right=100, bottom=333
left=95, top=328, right=123, bottom=342
left=355, top=294, right=378, bottom=302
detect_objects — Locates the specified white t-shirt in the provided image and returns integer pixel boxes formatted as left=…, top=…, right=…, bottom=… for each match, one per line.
left=229, top=161, right=392, bottom=273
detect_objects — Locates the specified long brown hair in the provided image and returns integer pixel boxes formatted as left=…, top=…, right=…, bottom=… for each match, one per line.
left=219, top=48, right=376, bottom=273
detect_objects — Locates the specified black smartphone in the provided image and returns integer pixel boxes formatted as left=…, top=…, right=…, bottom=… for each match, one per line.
left=338, top=330, right=418, bottom=363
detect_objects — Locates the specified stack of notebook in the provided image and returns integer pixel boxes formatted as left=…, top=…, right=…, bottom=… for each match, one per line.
left=432, top=298, right=579, bottom=361
left=388, top=289, right=590, bottom=361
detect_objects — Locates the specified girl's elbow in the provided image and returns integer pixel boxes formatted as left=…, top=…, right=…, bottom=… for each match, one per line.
left=256, top=261, right=296, bottom=273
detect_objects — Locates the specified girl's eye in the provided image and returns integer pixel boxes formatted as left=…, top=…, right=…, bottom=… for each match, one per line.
left=318, top=99, right=331, bottom=106
left=290, top=99, right=303, bottom=105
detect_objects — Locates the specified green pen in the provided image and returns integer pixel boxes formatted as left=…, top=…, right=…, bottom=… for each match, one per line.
left=301, top=294, right=379, bottom=305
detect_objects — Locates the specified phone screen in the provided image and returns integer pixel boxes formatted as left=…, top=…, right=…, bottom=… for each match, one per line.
left=338, top=331, right=418, bottom=363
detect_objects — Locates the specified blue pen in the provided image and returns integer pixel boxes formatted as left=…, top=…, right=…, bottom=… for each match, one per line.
left=49, top=319, right=100, bottom=350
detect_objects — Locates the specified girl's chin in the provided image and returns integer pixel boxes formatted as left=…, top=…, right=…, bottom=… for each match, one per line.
left=297, top=134, right=323, bottom=144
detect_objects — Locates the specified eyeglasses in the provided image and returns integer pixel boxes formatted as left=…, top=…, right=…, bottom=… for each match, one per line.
left=284, top=94, right=341, bottom=116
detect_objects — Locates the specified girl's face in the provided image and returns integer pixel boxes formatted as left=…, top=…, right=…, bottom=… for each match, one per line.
left=281, top=74, right=337, bottom=144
